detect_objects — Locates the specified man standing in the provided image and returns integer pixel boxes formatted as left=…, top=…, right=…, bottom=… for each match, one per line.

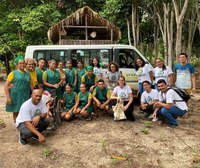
left=140, top=81, right=159, bottom=119
left=16, top=89, right=50, bottom=145
left=174, top=53, right=196, bottom=95
left=153, top=79, right=188, bottom=128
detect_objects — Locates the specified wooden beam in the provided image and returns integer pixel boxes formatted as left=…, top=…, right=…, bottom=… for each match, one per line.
left=111, top=29, right=113, bottom=43
left=63, top=25, right=110, bottom=29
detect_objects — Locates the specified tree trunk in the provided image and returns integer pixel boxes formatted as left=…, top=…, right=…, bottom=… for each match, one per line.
left=126, top=17, right=132, bottom=45
left=173, top=0, right=189, bottom=58
left=186, top=1, right=198, bottom=59
left=132, top=4, right=137, bottom=47
left=167, top=9, right=174, bottom=69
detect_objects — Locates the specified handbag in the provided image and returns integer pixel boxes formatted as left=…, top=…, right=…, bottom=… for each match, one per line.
left=113, top=100, right=127, bottom=120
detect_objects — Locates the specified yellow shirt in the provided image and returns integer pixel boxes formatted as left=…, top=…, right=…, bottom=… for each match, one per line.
left=29, top=71, right=37, bottom=87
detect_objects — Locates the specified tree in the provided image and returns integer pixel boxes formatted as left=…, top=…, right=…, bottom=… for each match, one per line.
left=173, top=0, right=189, bottom=57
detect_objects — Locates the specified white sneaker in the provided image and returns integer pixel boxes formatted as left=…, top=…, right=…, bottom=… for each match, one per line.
left=148, top=114, right=154, bottom=119
left=152, top=117, right=158, bottom=122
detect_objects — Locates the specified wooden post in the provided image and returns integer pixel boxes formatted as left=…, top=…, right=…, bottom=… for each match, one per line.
left=85, top=14, right=88, bottom=41
left=111, top=28, right=113, bottom=44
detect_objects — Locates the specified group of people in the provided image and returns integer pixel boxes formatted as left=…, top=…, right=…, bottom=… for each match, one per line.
left=4, top=52, right=196, bottom=145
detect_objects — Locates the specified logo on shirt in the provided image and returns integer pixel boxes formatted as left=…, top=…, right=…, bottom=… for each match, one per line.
left=138, top=67, right=143, bottom=75
left=111, top=75, right=117, bottom=81
left=147, top=96, right=153, bottom=103
left=119, top=92, right=126, bottom=99
left=157, top=70, right=164, bottom=76
left=34, top=109, right=41, bottom=117
left=94, top=69, right=99, bottom=75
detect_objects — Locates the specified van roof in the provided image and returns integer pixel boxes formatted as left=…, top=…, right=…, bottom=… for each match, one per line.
left=26, top=44, right=137, bottom=50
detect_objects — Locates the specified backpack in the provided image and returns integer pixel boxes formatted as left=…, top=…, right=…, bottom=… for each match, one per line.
left=167, top=87, right=191, bottom=102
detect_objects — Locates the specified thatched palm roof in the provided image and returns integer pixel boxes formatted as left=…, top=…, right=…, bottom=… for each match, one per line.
left=48, top=6, right=121, bottom=44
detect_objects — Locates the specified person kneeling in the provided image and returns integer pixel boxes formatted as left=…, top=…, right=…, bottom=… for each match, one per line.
left=153, top=79, right=188, bottom=128
left=73, top=84, right=94, bottom=119
left=60, top=83, right=77, bottom=120
left=110, top=76, right=135, bottom=121
left=16, top=89, right=50, bottom=145
left=140, top=81, right=159, bottom=120
left=93, top=79, right=111, bottom=116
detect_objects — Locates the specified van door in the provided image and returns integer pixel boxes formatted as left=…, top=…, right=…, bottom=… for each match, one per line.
left=113, top=46, right=141, bottom=96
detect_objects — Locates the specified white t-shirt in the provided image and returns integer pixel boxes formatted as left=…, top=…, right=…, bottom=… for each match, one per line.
left=136, top=64, right=153, bottom=83
left=15, top=98, right=48, bottom=127
left=159, top=89, right=188, bottom=111
left=106, top=71, right=121, bottom=83
left=113, top=85, right=132, bottom=101
left=153, top=66, right=173, bottom=84
left=42, top=90, right=51, bottom=104
left=93, top=67, right=103, bottom=80
left=141, top=89, right=159, bottom=103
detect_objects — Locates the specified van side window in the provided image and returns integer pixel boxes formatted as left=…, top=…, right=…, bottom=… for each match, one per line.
left=119, top=49, right=135, bottom=68
left=71, top=49, right=110, bottom=68
left=33, top=50, right=68, bottom=64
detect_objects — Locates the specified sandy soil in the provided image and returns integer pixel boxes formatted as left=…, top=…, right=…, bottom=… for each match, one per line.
left=0, top=81, right=200, bottom=168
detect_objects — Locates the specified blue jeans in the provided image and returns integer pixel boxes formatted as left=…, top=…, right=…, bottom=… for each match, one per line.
left=138, top=83, right=144, bottom=95
left=157, top=106, right=186, bottom=126
left=154, top=83, right=159, bottom=91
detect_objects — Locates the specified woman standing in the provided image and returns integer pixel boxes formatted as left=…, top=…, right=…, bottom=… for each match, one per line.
left=110, top=76, right=135, bottom=121
left=4, top=56, right=31, bottom=122
left=25, top=58, right=38, bottom=88
left=135, top=58, right=153, bottom=94
left=76, top=60, right=86, bottom=93
left=106, top=62, right=121, bottom=90
left=91, top=58, right=103, bottom=80
left=153, top=58, right=173, bottom=90
left=42, top=59, right=62, bottom=99
left=57, top=61, right=66, bottom=94
left=74, top=83, right=93, bottom=118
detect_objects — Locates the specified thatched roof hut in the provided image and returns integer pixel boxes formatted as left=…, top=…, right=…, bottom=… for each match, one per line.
left=48, top=6, right=121, bottom=45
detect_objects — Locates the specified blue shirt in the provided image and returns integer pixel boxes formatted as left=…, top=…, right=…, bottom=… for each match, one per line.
left=174, top=63, right=195, bottom=89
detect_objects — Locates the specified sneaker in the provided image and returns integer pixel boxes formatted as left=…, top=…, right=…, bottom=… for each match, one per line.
left=148, top=114, right=154, bottom=119
left=152, top=117, right=158, bottom=122
left=19, top=133, right=27, bottom=145
left=167, top=124, right=178, bottom=129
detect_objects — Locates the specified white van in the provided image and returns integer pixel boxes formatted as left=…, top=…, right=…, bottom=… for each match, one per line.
left=25, top=44, right=152, bottom=97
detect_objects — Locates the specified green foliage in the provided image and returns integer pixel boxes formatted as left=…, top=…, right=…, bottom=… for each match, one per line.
left=43, top=148, right=50, bottom=158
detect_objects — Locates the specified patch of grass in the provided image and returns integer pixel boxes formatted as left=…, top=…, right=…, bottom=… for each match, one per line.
left=144, top=121, right=153, bottom=128
left=142, top=128, right=149, bottom=134
left=43, top=148, right=50, bottom=158
left=100, top=139, right=107, bottom=154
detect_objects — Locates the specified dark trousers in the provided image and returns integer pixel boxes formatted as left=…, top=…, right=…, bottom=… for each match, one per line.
left=140, top=105, right=154, bottom=115
left=17, top=118, right=50, bottom=139
left=111, top=100, right=135, bottom=121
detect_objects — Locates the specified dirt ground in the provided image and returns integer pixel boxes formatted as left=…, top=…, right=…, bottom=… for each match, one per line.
left=0, top=80, right=200, bottom=168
